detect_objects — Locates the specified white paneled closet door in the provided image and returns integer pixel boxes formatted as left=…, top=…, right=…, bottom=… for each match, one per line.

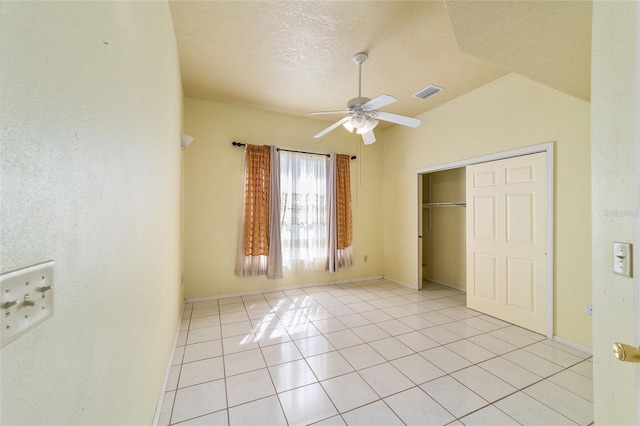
left=466, top=152, right=548, bottom=334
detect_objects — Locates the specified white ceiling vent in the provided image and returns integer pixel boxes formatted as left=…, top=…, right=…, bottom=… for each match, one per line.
left=413, top=85, right=443, bottom=100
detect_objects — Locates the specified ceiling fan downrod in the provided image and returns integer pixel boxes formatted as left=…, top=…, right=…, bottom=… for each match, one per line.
left=353, top=52, right=368, bottom=99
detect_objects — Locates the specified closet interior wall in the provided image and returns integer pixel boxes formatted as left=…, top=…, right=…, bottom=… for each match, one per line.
left=422, top=168, right=467, bottom=290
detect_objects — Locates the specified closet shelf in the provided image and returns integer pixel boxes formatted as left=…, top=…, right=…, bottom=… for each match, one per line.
left=423, top=202, right=466, bottom=208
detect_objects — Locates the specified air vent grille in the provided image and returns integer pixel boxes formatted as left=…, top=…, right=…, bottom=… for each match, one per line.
left=413, top=85, right=443, bottom=100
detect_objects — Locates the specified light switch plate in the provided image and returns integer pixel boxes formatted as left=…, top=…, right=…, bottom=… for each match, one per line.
left=1, top=260, right=55, bottom=347
left=613, top=242, right=632, bottom=277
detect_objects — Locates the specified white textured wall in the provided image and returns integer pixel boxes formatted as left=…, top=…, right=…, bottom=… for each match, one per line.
left=591, top=2, right=639, bottom=424
left=0, top=2, right=183, bottom=424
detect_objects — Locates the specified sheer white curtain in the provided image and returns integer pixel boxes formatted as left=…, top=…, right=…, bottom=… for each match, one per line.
left=266, top=146, right=282, bottom=278
left=279, top=151, right=328, bottom=271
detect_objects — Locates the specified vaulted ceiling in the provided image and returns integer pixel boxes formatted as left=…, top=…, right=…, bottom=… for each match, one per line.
left=169, top=1, right=591, bottom=125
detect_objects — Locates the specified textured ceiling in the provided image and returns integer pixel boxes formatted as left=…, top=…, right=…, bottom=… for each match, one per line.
left=169, top=1, right=591, bottom=125
left=446, top=0, right=592, bottom=102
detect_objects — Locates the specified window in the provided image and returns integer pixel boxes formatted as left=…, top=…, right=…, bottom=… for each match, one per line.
left=279, top=151, right=328, bottom=271
left=235, top=144, right=353, bottom=278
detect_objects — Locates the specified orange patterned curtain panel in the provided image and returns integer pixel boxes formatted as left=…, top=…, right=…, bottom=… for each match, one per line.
left=336, top=154, right=352, bottom=250
left=244, top=145, right=271, bottom=256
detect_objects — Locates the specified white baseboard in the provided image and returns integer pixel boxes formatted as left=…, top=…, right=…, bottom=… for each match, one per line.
left=152, top=305, right=185, bottom=426
left=185, top=275, right=384, bottom=303
left=425, top=279, right=466, bottom=292
left=382, top=276, right=417, bottom=290
left=553, top=336, right=593, bottom=355
left=354, top=276, right=466, bottom=293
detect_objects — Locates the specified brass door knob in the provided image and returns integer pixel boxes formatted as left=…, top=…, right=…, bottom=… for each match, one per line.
left=613, top=342, right=640, bottom=362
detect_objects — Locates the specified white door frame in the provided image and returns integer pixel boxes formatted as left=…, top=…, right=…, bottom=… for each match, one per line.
left=415, top=142, right=555, bottom=339
left=633, top=1, right=640, bottom=416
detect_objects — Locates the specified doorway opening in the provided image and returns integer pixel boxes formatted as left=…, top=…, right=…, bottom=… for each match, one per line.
left=420, top=168, right=467, bottom=292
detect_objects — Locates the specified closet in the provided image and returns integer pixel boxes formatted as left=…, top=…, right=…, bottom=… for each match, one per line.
left=418, top=149, right=551, bottom=335
left=465, top=152, right=549, bottom=334
left=421, top=168, right=466, bottom=290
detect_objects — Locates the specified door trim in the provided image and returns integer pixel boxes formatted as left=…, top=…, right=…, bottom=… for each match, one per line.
left=633, top=2, right=640, bottom=418
left=415, top=142, right=554, bottom=339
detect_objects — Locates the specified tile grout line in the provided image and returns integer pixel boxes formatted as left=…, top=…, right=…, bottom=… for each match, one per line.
left=256, top=308, right=298, bottom=426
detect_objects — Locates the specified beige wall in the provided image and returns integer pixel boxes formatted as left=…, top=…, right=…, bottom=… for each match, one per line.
left=423, top=169, right=466, bottom=289
left=591, top=1, right=639, bottom=424
left=0, top=2, right=183, bottom=424
left=182, top=98, right=384, bottom=299
left=383, top=73, right=592, bottom=347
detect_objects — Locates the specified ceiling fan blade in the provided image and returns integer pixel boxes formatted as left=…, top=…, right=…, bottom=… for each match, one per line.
left=361, top=130, right=376, bottom=145
left=310, top=110, right=351, bottom=116
left=314, top=116, right=352, bottom=138
left=363, top=94, right=396, bottom=111
left=375, top=111, right=421, bottom=128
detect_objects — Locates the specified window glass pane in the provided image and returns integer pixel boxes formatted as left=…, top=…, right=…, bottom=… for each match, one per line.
left=280, top=151, right=327, bottom=271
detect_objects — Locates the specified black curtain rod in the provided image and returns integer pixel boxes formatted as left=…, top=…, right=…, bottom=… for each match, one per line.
left=232, top=141, right=356, bottom=160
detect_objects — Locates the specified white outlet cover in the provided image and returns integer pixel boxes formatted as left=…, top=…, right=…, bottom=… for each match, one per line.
left=1, top=260, right=55, bottom=347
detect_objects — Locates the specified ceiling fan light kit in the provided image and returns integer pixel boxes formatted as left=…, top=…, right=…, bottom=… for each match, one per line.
left=311, top=52, right=421, bottom=145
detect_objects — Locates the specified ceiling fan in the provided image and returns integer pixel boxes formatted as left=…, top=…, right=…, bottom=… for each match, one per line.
left=311, top=52, right=421, bottom=145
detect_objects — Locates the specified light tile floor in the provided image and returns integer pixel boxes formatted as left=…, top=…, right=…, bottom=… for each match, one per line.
left=157, top=280, right=593, bottom=426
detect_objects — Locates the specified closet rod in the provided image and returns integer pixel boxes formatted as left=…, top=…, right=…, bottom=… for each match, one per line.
left=232, top=141, right=356, bottom=160
left=423, top=202, right=466, bottom=208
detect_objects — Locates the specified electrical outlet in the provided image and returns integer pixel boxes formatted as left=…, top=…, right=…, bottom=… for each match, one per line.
left=1, top=261, right=55, bottom=347
left=364, top=255, right=368, bottom=262
left=586, top=303, right=593, bottom=316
